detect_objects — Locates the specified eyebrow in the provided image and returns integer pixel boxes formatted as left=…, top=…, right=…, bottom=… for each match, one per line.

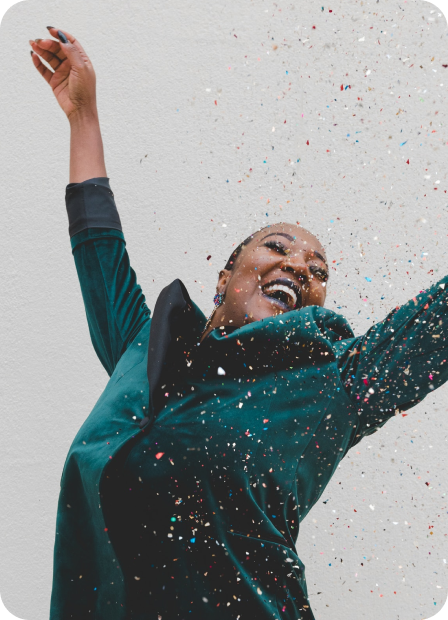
left=260, top=232, right=328, bottom=268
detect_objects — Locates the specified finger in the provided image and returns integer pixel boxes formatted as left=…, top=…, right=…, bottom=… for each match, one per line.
left=30, top=38, right=66, bottom=62
left=30, top=50, right=54, bottom=85
left=46, top=27, right=89, bottom=59
left=29, top=40, right=65, bottom=71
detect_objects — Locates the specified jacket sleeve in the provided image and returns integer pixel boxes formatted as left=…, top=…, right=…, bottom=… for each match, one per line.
left=335, top=274, right=448, bottom=443
left=66, top=177, right=151, bottom=377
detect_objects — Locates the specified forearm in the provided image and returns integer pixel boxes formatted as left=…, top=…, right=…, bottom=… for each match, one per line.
left=69, top=109, right=107, bottom=184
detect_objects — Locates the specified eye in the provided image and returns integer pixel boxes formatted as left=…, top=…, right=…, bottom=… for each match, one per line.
left=309, top=264, right=329, bottom=282
left=264, top=240, right=289, bottom=254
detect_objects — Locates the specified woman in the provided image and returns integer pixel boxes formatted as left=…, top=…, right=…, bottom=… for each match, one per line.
left=30, top=29, right=448, bottom=620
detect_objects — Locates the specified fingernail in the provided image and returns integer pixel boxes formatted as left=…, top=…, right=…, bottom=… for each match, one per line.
left=46, top=26, right=54, bottom=30
left=57, top=30, right=68, bottom=44
left=30, top=50, right=33, bottom=56
left=34, top=38, right=42, bottom=42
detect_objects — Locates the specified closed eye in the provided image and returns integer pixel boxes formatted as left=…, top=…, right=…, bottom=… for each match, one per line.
left=264, top=240, right=289, bottom=254
left=309, top=264, right=329, bottom=282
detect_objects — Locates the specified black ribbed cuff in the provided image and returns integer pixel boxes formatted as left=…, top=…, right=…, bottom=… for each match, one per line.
left=65, top=177, right=123, bottom=238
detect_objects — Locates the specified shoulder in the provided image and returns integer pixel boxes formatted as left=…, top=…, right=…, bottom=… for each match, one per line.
left=304, top=305, right=355, bottom=342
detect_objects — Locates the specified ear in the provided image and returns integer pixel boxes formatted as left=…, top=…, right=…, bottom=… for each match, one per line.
left=216, top=268, right=232, bottom=295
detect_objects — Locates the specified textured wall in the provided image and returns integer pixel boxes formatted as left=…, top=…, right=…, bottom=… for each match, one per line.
left=1, top=0, right=448, bottom=618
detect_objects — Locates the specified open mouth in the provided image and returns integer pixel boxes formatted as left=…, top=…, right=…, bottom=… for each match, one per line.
left=261, top=278, right=302, bottom=311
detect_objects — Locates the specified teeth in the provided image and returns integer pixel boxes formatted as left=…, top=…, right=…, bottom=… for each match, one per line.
left=263, top=283, right=297, bottom=307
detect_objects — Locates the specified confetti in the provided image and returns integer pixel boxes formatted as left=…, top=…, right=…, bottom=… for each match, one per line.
left=51, top=13, right=448, bottom=620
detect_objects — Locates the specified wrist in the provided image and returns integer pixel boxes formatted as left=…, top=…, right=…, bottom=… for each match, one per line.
left=68, top=107, right=99, bottom=127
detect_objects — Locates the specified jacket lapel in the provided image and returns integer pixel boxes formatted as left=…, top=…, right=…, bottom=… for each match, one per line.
left=146, top=279, right=206, bottom=416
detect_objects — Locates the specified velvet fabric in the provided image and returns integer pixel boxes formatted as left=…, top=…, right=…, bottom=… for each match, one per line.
left=50, top=178, right=448, bottom=619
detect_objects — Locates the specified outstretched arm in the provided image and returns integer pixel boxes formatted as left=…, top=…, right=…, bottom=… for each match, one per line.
left=336, top=275, right=448, bottom=443
left=31, top=28, right=150, bottom=376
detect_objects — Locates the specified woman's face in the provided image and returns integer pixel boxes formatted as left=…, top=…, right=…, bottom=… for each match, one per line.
left=203, top=223, right=328, bottom=337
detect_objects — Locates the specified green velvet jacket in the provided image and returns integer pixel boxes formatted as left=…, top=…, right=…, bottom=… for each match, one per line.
left=50, top=177, right=448, bottom=620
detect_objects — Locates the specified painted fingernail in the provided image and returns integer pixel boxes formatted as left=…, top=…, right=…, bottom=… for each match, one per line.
left=30, top=50, right=33, bottom=56
left=46, top=26, right=54, bottom=30
left=57, top=30, right=68, bottom=44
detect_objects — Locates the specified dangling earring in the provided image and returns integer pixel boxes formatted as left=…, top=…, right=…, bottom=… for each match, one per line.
left=202, top=291, right=225, bottom=335
left=213, top=292, right=225, bottom=307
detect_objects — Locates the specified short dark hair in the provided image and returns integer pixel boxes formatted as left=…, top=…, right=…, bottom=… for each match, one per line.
left=224, top=234, right=256, bottom=270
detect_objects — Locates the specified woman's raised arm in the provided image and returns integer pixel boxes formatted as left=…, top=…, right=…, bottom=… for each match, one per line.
left=30, top=26, right=106, bottom=181
left=30, top=28, right=151, bottom=376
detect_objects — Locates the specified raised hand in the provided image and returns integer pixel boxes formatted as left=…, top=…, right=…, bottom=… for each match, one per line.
left=29, top=27, right=97, bottom=121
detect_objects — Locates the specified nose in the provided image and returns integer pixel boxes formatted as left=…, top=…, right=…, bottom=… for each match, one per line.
left=280, top=253, right=309, bottom=282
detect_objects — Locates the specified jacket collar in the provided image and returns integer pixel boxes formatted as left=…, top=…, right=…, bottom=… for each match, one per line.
left=147, top=279, right=355, bottom=415
left=147, top=279, right=206, bottom=414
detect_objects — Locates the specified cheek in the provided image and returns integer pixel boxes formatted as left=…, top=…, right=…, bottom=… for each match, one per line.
left=309, top=280, right=327, bottom=303
left=225, top=274, right=258, bottom=303
left=229, top=270, right=260, bottom=292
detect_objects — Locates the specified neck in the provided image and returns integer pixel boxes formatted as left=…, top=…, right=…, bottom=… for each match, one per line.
left=200, top=324, right=215, bottom=343
left=200, top=309, right=225, bottom=343
left=200, top=306, right=248, bottom=343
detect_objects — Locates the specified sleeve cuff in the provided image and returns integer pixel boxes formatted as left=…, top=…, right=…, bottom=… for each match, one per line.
left=65, top=177, right=123, bottom=238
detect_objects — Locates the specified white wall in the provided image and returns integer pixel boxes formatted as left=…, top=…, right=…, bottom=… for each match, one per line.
left=1, top=0, right=448, bottom=618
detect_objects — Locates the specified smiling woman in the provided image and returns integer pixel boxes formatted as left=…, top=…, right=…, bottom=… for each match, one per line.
left=32, top=26, right=448, bottom=620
